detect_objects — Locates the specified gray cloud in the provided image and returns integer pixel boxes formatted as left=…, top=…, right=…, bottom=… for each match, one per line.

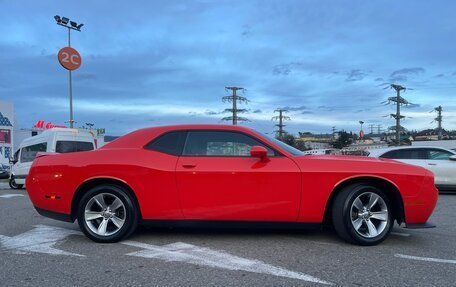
left=282, top=105, right=307, bottom=111
left=272, top=62, right=304, bottom=76
left=390, top=67, right=425, bottom=82
left=346, top=69, right=367, bottom=82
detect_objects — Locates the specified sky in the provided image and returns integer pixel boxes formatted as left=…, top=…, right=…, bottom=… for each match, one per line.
left=1, top=0, right=456, bottom=136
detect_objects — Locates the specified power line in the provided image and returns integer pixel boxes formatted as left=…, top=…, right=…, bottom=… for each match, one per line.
left=368, top=124, right=375, bottom=134
left=272, top=109, right=290, bottom=139
left=222, top=87, right=248, bottom=125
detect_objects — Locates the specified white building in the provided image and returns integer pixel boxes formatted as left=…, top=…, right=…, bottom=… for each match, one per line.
left=0, top=100, right=14, bottom=165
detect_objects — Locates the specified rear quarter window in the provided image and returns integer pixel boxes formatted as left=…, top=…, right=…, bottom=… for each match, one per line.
left=56, top=141, right=94, bottom=153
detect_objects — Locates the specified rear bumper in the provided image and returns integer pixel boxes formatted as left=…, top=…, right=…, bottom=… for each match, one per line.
left=34, top=206, right=73, bottom=223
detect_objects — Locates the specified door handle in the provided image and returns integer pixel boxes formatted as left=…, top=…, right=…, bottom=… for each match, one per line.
left=428, top=163, right=437, bottom=166
left=182, top=164, right=196, bottom=168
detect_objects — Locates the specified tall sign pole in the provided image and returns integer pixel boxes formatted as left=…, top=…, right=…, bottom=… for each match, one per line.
left=68, top=27, right=73, bottom=128
left=54, top=16, right=84, bottom=128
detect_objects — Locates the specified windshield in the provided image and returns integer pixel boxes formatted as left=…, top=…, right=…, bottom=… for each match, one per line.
left=255, top=131, right=304, bottom=156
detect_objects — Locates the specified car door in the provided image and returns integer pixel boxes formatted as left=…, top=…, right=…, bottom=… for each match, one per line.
left=175, top=130, right=301, bottom=221
left=425, top=148, right=456, bottom=186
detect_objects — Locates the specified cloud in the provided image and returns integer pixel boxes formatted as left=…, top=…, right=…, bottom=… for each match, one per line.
left=390, top=67, right=425, bottom=82
left=345, top=69, right=367, bottom=82
left=282, top=105, right=307, bottom=111
left=404, top=103, right=421, bottom=109
left=272, top=62, right=304, bottom=76
left=252, top=109, right=262, bottom=113
left=1, top=1, right=456, bottom=136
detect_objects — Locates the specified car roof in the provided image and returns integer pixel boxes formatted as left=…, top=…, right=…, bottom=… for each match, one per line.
left=102, top=124, right=267, bottom=150
left=368, top=145, right=456, bottom=157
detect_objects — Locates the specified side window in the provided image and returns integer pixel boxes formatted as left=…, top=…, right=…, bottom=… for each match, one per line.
left=183, top=131, right=276, bottom=157
left=428, top=149, right=453, bottom=160
left=381, top=149, right=426, bottom=159
left=20, top=143, right=47, bottom=163
left=56, top=141, right=94, bottom=153
left=380, top=150, right=397, bottom=159
left=145, top=131, right=187, bottom=156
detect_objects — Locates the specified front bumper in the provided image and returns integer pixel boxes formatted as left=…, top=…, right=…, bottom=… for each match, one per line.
left=405, top=222, right=436, bottom=229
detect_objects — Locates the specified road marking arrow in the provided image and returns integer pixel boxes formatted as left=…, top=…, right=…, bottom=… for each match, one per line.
left=0, top=194, right=24, bottom=199
left=122, top=240, right=331, bottom=285
left=0, top=225, right=83, bottom=256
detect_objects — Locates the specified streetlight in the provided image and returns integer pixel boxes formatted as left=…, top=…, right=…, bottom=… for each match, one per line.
left=359, top=121, right=364, bottom=139
left=54, top=15, right=84, bottom=128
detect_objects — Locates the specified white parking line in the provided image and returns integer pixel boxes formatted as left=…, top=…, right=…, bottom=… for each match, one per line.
left=0, top=194, right=24, bottom=199
left=123, top=240, right=332, bottom=285
left=0, top=225, right=83, bottom=256
left=391, top=232, right=410, bottom=237
left=395, top=254, right=456, bottom=264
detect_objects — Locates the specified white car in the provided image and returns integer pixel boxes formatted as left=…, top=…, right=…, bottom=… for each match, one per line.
left=10, top=128, right=95, bottom=189
left=368, top=146, right=456, bottom=193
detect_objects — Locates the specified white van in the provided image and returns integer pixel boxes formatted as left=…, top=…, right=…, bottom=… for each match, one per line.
left=9, top=128, right=95, bottom=189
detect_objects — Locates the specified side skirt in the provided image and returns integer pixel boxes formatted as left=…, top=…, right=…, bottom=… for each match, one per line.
left=140, top=220, right=322, bottom=231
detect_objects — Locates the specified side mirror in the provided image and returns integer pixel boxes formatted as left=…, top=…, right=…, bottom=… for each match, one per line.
left=250, top=146, right=268, bottom=161
left=449, top=155, right=456, bottom=161
left=9, top=157, right=17, bottom=165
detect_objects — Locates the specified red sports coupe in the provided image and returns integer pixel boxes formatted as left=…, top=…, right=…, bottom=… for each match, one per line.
left=26, top=125, right=438, bottom=245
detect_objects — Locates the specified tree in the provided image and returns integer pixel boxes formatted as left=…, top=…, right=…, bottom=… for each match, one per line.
left=279, top=133, right=296, bottom=147
left=294, top=140, right=309, bottom=151
left=332, top=130, right=352, bottom=149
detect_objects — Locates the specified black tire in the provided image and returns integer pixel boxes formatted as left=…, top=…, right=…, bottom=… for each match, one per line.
left=332, top=183, right=394, bottom=246
left=77, top=184, right=139, bottom=243
left=9, top=177, right=23, bottom=190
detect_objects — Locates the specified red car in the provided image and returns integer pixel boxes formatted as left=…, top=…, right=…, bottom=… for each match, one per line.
left=26, top=125, right=438, bottom=245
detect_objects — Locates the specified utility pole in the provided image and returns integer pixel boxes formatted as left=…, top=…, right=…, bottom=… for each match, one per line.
left=435, top=106, right=443, bottom=140
left=368, top=124, right=375, bottom=134
left=222, top=87, right=248, bottom=125
left=272, top=109, right=290, bottom=139
left=376, top=124, right=382, bottom=135
left=332, top=126, right=336, bottom=140
left=388, top=84, right=408, bottom=145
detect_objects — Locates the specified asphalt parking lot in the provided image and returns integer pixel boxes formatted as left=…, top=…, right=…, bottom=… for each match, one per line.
left=1, top=182, right=455, bottom=287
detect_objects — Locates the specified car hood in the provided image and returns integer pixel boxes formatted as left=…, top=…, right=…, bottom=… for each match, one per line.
left=292, top=154, right=431, bottom=176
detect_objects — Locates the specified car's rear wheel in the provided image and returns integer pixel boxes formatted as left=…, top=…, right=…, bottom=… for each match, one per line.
left=332, top=183, right=393, bottom=246
left=9, top=177, right=23, bottom=189
left=77, top=185, right=139, bottom=243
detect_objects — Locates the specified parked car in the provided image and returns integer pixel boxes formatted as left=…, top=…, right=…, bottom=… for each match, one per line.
left=26, top=125, right=438, bottom=246
left=10, top=128, right=95, bottom=189
left=368, top=146, right=456, bottom=193
left=0, top=164, right=10, bottom=179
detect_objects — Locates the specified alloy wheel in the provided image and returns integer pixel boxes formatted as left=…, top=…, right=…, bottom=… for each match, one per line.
left=350, top=192, right=389, bottom=238
left=84, top=193, right=126, bottom=236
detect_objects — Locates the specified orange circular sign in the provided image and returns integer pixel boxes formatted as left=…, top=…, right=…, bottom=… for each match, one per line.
left=57, top=47, right=82, bottom=70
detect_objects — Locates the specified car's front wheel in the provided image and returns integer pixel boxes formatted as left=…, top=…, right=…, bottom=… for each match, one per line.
left=332, top=183, right=393, bottom=246
left=77, top=185, right=139, bottom=243
left=9, top=177, right=23, bottom=189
